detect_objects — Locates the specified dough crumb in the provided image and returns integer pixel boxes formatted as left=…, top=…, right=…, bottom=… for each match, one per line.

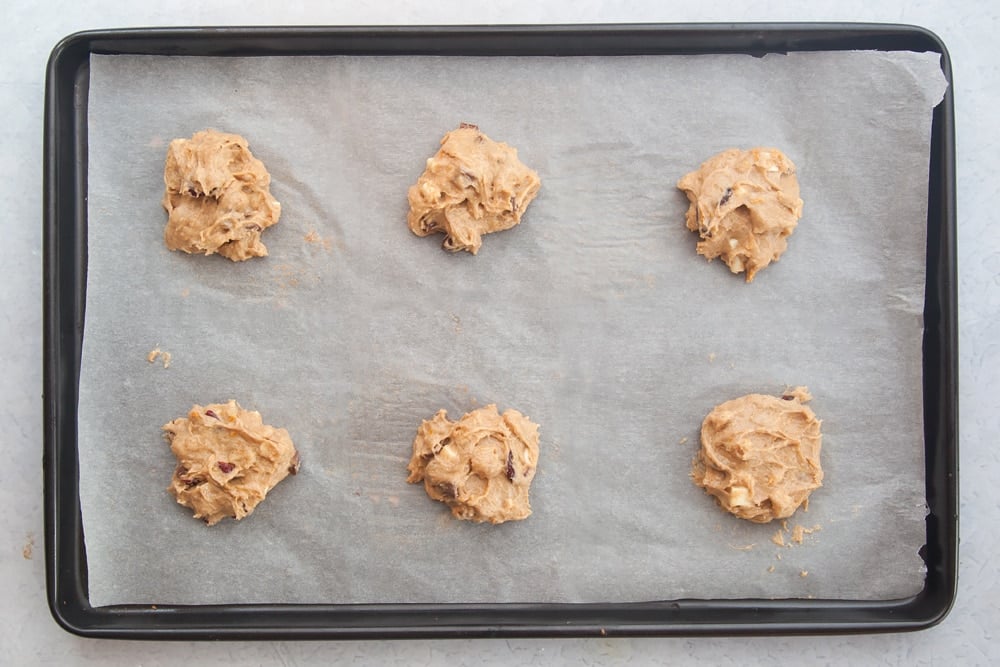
left=792, top=523, right=822, bottom=544
left=304, top=229, right=332, bottom=251
left=770, top=520, right=822, bottom=549
left=273, top=262, right=302, bottom=289
left=163, top=400, right=300, bottom=525
left=407, top=124, right=541, bottom=254
left=22, top=533, right=34, bottom=560
left=767, top=565, right=775, bottom=573
left=406, top=404, right=540, bottom=524
left=677, top=147, right=803, bottom=282
left=162, top=129, right=281, bottom=261
left=146, top=347, right=172, bottom=369
left=692, top=387, right=823, bottom=523
left=800, top=570, right=809, bottom=578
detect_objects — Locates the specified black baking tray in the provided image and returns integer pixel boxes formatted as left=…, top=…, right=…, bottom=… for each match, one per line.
left=43, top=23, right=957, bottom=639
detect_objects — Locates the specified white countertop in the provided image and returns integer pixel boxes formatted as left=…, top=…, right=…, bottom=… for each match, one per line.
left=2, top=1, right=996, bottom=664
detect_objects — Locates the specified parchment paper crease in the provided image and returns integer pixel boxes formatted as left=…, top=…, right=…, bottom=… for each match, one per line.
left=81, top=51, right=947, bottom=606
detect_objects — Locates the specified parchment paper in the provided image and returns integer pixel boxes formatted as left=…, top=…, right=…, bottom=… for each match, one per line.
left=81, top=51, right=947, bottom=607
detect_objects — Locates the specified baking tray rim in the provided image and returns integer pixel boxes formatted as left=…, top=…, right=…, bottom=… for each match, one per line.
left=42, top=22, right=958, bottom=639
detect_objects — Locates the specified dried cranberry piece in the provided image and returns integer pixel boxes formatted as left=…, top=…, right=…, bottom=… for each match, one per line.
left=217, top=461, right=236, bottom=473
left=183, top=477, right=204, bottom=489
left=505, top=451, right=515, bottom=481
left=719, top=187, right=733, bottom=207
left=204, top=409, right=220, bottom=420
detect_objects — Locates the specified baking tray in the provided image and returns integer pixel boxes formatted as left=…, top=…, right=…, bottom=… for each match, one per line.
left=43, top=23, right=957, bottom=638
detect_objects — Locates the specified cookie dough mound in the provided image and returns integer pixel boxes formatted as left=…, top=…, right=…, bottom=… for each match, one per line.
left=407, top=123, right=541, bottom=254
left=162, top=129, right=281, bottom=261
left=677, top=147, right=803, bottom=282
left=406, top=404, right=540, bottom=524
left=691, top=387, right=822, bottom=523
left=164, top=400, right=300, bottom=525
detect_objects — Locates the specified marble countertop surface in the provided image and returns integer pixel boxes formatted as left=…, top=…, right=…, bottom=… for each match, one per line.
left=2, top=1, right=996, bottom=664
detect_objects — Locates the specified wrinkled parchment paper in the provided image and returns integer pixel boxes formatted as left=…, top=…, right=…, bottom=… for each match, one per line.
left=81, top=51, right=947, bottom=606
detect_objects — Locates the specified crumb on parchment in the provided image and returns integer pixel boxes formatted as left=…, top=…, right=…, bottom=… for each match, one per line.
left=770, top=521, right=822, bottom=548
left=146, top=347, right=172, bottom=368
left=792, top=524, right=821, bottom=544
left=304, top=229, right=333, bottom=251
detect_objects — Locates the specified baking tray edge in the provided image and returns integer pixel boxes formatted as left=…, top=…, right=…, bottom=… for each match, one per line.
left=42, top=22, right=958, bottom=639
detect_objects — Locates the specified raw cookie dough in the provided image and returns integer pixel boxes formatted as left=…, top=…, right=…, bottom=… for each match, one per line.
left=162, top=129, right=281, bottom=261
left=406, top=404, right=540, bottom=524
left=164, top=400, right=300, bottom=525
left=691, top=387, right=822, bottom=523
left=407, top=123, right=541, bottom=254
left=677, top=147, right=803, bottom=282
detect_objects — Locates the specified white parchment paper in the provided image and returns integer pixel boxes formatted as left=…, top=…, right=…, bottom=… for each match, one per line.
left=81, top=51, right=947, bottom=606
